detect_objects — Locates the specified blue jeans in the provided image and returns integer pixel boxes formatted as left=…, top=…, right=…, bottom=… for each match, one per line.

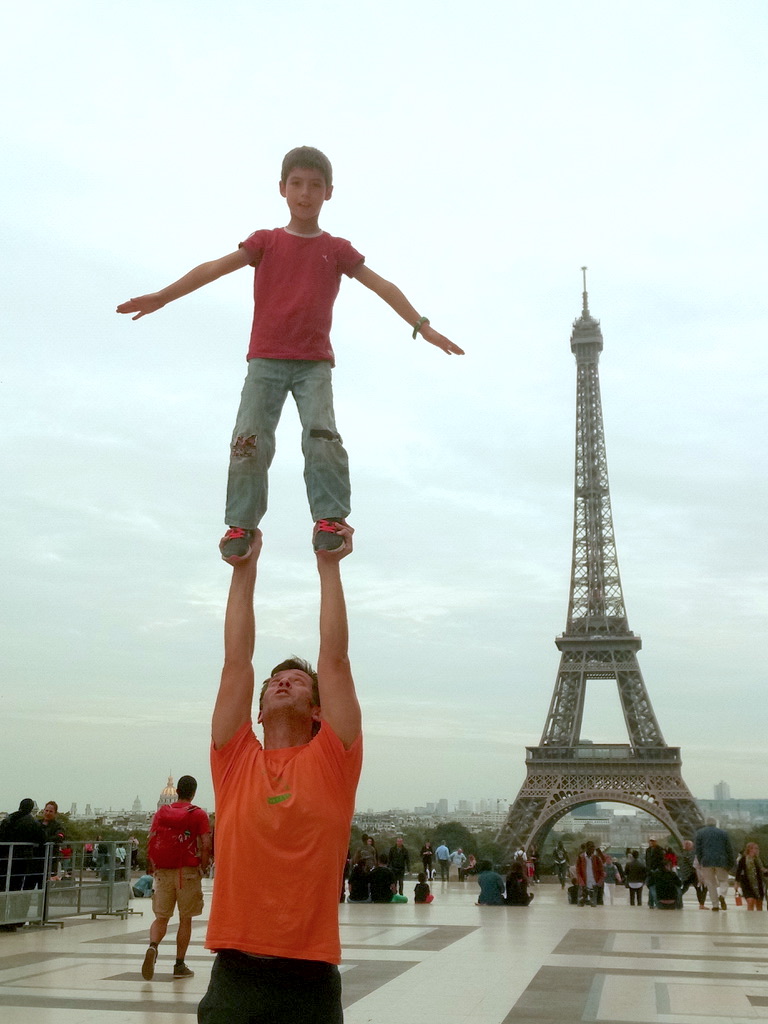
left=225, top=359, right=351, bottom=528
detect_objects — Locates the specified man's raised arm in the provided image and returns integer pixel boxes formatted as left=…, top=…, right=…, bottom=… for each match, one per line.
left=212, top=531, right=263, bottom=750
left=315, top=523, right=361, bottom=749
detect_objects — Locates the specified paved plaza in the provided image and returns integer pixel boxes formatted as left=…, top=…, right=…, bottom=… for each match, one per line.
left=2, top=878, right=768, bottom=1023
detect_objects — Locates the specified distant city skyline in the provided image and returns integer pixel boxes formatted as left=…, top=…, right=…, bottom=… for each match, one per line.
left=8, top=778, right=749, bottom=822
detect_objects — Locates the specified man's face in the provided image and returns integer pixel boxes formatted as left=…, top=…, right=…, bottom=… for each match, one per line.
left=43, top=804, right=56, bottom=821
left=258, top=668, right=319, bottom=725
left=585, top=843, right=594, bottom=855
left=279, top=166, right=333, bottom=223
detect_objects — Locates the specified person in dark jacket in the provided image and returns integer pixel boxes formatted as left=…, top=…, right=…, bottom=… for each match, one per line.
left=645, top=839, right=665, bottom=908
left=624, top=851, right=647, bottom=906
left=734, top=842, right=765, bottom=910
left=695, top=818, right=735, bottom=911
left=0, top=799, right=46, bottom=893
left=387, top=838, right=411, bottom=895
left=40, top=802, right=65, bottom=877
left=505, top=863, right=533, bottom=906
left=652, top=862, right=682, bottom=909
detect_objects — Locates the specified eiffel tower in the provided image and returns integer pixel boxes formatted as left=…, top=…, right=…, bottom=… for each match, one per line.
left=498, top=271, right=703, bottom=853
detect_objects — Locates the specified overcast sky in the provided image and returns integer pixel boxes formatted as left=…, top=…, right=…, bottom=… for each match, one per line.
left=2, top=1, right=766, bottom=818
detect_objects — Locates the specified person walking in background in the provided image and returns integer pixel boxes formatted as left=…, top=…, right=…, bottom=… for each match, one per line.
left=142, top=775, right=211, bottom=981
left=553, top=843, right=569, bottom=889
left=695, top=818, right=735, bottom=912
left=678, top=839, right=706, bottom=908
left=734, top=842, right=765, bottom=910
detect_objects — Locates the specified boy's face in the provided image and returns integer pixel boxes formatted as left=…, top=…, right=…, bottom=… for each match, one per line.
left=280, top=166, right=333, bottom=224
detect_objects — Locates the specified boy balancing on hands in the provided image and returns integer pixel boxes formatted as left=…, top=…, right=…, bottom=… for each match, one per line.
left=117, top=146, right=464, bottom=562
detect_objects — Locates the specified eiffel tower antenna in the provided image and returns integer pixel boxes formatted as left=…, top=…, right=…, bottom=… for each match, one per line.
left=498, top=273, right=703, bottom=852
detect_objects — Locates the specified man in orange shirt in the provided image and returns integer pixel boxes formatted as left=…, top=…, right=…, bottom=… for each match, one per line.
left=198, top=523, right=361, bottom=1024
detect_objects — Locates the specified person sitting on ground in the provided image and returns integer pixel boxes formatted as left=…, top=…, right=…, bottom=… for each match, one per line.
left=414, top=872, right=433, bottom=904
left=653, top=860, right=682, bottom=909
left=347, top=854, right=371, bottom=904
left=476, top=859, right=506, bottom=906
left=505, top=863, right=533, bottom=906
left=133, top=874, right=154, bottom=899
left=368, top=854, right=396, bottom=904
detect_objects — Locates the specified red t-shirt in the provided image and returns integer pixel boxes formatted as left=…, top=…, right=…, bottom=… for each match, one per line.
left=239, top=228, right=364, bottom=364
left=205, top=720, right=362, bottom=964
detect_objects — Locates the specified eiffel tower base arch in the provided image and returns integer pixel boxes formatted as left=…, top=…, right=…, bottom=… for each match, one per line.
left=497, top=745, right=704, bottom=854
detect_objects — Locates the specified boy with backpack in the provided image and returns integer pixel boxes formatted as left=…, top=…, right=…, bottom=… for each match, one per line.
left=142, top=774, right=211, bottom=981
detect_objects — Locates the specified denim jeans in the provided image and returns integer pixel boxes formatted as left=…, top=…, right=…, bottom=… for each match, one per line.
left=225, top=359, right=351, bottom=528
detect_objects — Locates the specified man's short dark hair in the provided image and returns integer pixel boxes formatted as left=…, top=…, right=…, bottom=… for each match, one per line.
left=176, top=775, right=197, bottom=801
left=281, top=146, right=333, bottom=187
left=259, top=657, right=320, bottom=708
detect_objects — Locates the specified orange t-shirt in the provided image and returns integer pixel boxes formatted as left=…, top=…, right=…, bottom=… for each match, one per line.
left=205, top=720, right=362, bottom=964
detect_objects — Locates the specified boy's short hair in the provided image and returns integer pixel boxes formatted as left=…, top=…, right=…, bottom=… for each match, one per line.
left=281, top=146, right=333, bottom=187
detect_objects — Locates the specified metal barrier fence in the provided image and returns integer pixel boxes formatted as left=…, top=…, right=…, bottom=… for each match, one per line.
left=1, top=840, right=136, bottom=928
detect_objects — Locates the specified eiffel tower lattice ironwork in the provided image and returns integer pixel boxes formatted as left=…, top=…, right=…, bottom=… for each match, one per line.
left=498, top=271, right=703, bottom=853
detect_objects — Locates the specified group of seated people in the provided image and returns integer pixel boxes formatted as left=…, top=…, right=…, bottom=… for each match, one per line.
left=476, top=860, right=533, bottom=906
left=346, top=851, right=434, bottom=904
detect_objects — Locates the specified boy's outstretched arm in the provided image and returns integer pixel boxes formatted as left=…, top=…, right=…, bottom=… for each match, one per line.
left=315, top=523, right=361, bottom=749
left=212, top=529, right=263, bottom=751
left=351, top=264, right=464, bottom=355
left=116, top=248, right=251, bottom=320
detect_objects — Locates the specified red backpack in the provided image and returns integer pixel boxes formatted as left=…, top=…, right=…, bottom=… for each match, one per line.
left=148, top=804, right=201, bottom=869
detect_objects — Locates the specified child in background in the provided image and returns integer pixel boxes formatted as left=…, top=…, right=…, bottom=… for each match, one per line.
left=414, top=872, right=433, bottom=903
